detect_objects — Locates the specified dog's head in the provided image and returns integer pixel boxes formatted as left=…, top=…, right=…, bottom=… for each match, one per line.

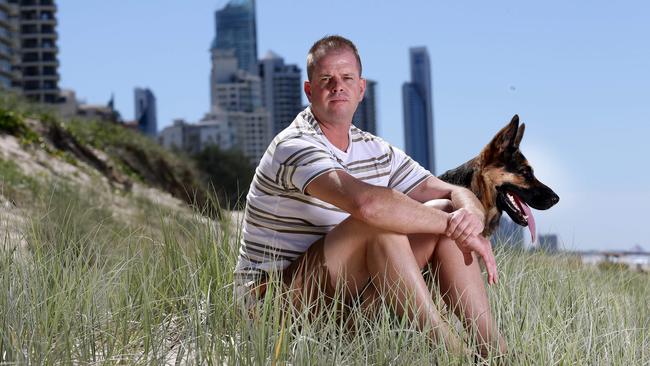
left=478, top=115, right=559, bottom=236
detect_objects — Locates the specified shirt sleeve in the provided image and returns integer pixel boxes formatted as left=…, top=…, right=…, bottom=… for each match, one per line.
left=387, top=145, right=433, bottom=194
left=273, top=137, right=345, bottom=194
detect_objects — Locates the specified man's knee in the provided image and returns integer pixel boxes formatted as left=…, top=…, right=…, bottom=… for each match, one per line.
left=337, top=216, right=404, bottom=241
left=325, top=216, right=410, bottom=266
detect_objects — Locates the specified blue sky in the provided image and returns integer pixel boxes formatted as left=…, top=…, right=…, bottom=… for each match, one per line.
left=57, top=1, right=650, bottom=251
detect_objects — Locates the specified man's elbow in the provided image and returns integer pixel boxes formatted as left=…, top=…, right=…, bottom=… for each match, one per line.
left=352, top=191, right=382, bottom=223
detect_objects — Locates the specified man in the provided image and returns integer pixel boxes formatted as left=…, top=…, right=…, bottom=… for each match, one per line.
left=234, top=35, right=505, bottom=356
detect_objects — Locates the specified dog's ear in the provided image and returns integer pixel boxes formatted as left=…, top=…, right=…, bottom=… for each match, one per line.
left=514, top=122, right=525, bottom=149
left=481, top=115, right=520, bottom=165
left=491, top=115, right=520, bottom=152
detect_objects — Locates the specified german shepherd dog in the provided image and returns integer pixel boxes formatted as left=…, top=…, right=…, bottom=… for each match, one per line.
left=438, top=115, right=559, bottom=241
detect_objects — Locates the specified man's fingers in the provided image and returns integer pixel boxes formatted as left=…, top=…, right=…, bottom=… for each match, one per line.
left=447, top=209, right=483, bottom=240
left=452, top=220, right=471, bottom=240
left=486, top=244, right=498, bottom=284
left=470, top=220, right=483, bottom=236
left=479, top=243, right=498, bottom=286
left=457, top=232, right=469, bottom=245
left=446, top=212, right=462, bottom=236
left=463, top=251, right=473, bottom=266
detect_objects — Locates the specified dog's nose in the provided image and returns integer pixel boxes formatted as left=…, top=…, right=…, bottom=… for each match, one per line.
left=551, top=194, right=560, bottom=204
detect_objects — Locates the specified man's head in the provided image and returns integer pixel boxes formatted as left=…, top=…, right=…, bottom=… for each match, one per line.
left=304, top=35, right=366, bottom=125
left=306, top=35, right=362, bottom=81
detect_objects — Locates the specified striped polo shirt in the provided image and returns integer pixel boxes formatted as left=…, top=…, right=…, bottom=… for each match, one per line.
left=233, top=106, right=432, bottom=284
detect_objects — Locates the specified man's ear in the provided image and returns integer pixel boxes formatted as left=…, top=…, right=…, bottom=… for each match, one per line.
left=304, top=80, right=312, bottom=102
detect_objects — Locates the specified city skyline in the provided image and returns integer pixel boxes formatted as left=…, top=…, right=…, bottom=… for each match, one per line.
left=55, top=1, right=650, bottom=252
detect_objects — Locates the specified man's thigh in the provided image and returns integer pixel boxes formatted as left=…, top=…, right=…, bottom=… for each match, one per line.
left=283, top=216, right=443, bottom=300
left=282, top=197, right=451, bottom=297
left=281, top=216, right=373, bottom=306
left=258, top=214, right=445, bottom=308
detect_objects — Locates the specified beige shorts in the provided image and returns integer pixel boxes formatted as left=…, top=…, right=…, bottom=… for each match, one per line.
left=234, top=237, right=343, bottom=314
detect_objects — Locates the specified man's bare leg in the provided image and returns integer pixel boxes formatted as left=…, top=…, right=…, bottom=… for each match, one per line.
left=308, top=215, right=465, bottom=352
left=430, top=236, right=507, bottom=357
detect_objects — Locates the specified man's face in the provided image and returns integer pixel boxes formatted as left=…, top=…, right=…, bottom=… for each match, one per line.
left=304, top=49, right=366, bottom=125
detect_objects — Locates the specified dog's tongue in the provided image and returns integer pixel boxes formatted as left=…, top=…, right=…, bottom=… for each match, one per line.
left=514, top=195, right=536, bottom=243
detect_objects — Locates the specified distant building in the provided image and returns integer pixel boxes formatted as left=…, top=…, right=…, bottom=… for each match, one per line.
left=353, top=79, right=377, bottom=135
left=159, top=110, right=270, bottom=165
left=77, top=103, right=117, bottom=122
left=0, top=0, right=14, bottom=89
left=210, top=52, right=262, bottom=113
left=203, top=0, right=270, bottom=164
left=211, top=0, right=257, bottom=75
left=538, top=234, right=559, bottom=252
left=491, top=216, right=524, bottom=248
left=56, top=88, right=77, bottom=116
left=56, top=88, right=121, bottom=122
left=159, top=119, right=193, bottom=152
left=7, top=0, right=60, bottom=103
left=204, top=110, right=270, bottom=163
left=159, top=118, right=233, bottom=155
left=403, top=47, right=435, bottom=173
left=258, top=50, right=302, bottom=135
left=134, top=87, right=157, bottom=137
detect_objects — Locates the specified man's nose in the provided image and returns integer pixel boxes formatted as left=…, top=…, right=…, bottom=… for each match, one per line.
left=330, top=77, right=344, bottom=92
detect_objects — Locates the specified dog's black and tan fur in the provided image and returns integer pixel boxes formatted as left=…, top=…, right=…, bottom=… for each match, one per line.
left=438, top=115, right=560, bottom=236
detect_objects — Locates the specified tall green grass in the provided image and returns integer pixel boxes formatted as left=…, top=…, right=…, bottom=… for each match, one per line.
left=1, top=179, right=648, bottom=364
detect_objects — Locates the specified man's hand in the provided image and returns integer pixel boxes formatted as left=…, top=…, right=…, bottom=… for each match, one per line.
left=445, top=207, right=484, bottom=243
left=455, top=234, right=499, bottom=285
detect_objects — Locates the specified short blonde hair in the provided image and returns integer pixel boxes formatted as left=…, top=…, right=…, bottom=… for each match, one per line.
left=306, top=35, right=362, bottom=81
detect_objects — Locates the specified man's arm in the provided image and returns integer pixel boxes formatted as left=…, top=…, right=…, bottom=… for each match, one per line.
left=408, top=176, right=486, bottom=225
left=306, top=170, right=451, bottom=235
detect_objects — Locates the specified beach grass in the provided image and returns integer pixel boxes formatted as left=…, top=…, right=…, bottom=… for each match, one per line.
left=1, top=180, right=649, bottom=365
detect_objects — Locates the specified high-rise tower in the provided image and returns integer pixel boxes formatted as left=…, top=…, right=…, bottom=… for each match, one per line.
left=0, top=0, right=14, bottom=89
left=402, top=47, right=435, bottom=173
left=207, top=0, right=270, bottom=165
left=353, top=79, right=377, bottom=135
left=8, top=0, right=60, bottom=103
left=258, top=50, right=302, bottom=135
left=134, top=87, right=157, bottom=137
left=211, top=0, right=257, bottom=75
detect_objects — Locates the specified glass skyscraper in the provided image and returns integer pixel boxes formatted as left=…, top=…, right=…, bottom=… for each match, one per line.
left=211, top=0, right=257, bottom=75
left=402, top=47, right=435, bottom=174
left=135, top=87, right=157, bottom=137
left=353, top=79, right=377, bottom=135
left=259, top=50, right=302, bottom=135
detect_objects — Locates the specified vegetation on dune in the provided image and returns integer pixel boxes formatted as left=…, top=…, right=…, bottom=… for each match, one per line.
left=0, top=93, right=204, bottom=216
left=1, top=93, right=648, bottom=364
left=1, top=174, right=649, bottom=364
left=0, top=107, right=41, bottom=146
left=1, top=91, right=254, bottom=212
left=192, top=145, right=255, bottom=209
left=0, top=158, right=40, bottom=205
